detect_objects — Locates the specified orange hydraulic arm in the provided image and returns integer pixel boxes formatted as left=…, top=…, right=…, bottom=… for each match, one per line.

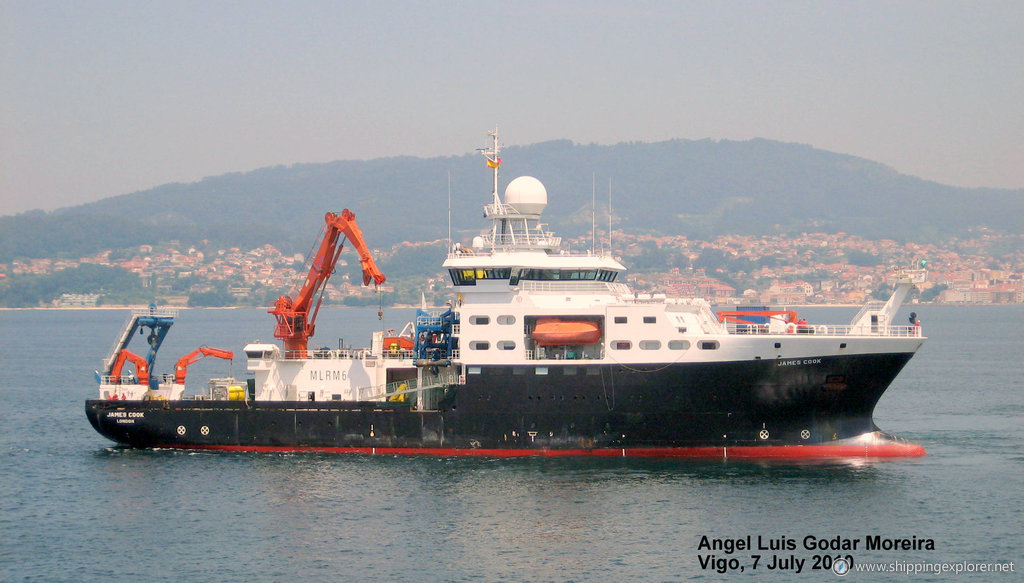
left=270, top=209, right=386, bottom=353
left=174, top=346, right=234, bottom=384
left=109, top=349, right=150, bottom=385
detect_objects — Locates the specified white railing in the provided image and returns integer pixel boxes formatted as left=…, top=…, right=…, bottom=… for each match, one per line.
left=519, top=281, right=629, bottom=294
left=480, top=233, right=562, bottom=248
left=98, top=373, right=176, bottom=386
left=282, top=348, right=391, bottom=361
left=724, top=323, right=923, bottom=337
left=525, top=347, right=605, bottom=361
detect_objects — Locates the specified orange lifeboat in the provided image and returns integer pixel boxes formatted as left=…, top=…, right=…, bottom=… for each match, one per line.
left=531, top=318, right=602, bottom=346
left=384, top=336, right=415, bottom=352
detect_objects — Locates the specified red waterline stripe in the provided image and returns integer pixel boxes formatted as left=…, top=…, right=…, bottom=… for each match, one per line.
left=164, top=442, right=926, bottom=458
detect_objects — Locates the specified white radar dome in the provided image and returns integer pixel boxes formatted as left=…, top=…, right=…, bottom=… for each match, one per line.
left=504, top=176, right=547, bottom=215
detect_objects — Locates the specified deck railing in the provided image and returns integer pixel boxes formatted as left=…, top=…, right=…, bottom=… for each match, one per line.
left=98, top=373, right=177, bottom=386
left=282, top=348, right=413, bottom=361
left=724, top=323, right=923, bottom=337
left=518, top=281, right=629, bottom=294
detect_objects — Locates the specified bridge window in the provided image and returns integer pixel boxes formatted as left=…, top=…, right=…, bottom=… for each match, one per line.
left=484, top=268, right=512, bottom=279
left=449, top=268, right=512, bottom=285
left=450, top=269, right=476, bottom=285
left=514, top=269, right=606, bottom=281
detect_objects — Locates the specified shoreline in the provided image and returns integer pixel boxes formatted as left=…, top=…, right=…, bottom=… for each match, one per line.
left=0, top=303, right=427, bottom=311
left=0, top=302, right=1004, bottom=312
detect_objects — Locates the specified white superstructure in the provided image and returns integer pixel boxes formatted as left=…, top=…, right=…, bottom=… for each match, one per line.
left=443, top=130, right=925, bottom=376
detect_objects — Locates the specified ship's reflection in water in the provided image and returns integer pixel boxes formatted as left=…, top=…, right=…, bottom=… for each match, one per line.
left=89, top=449, right=899, bottom=581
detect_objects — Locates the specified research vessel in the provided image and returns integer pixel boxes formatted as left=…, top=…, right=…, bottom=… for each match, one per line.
left=86, top=130, right=927, bottom=458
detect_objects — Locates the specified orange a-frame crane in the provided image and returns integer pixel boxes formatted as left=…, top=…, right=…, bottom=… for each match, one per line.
left=269, top=209, right=386, bottom=353
left=174, top=347, right=234, bottom=385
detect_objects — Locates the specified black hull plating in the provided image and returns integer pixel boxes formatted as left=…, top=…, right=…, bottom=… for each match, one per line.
left=87, top=353, right=919, bottom=454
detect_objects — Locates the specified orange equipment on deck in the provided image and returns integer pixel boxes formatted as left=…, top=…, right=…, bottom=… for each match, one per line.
left=174, top=347, right=234, bottom=384
left=270, top=210, right=386, bottom=353
left=109, top=349, right=150, bottom=385
left=384, top=336, right=415, bottom=352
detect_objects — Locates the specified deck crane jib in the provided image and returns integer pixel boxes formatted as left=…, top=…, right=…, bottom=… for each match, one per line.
left=109, top=349, right=150, bottom=385
left=269, top=209, right=386, bottom=354
left=174, top=347, right=234, bottom=385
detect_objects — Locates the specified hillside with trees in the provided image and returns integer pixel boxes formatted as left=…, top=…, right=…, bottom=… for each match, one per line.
left=3, top=138, right=1022, bottom=265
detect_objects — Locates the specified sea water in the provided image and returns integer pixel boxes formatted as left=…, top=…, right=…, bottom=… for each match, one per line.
left=0, top=306, right=1020, bottom=582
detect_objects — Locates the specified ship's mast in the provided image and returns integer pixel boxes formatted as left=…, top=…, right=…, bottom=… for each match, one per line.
left=483, top=127, right=502, bottom=206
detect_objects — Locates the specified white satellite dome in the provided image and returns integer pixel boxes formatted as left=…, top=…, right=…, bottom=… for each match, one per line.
left=504, top=176, right=547, bottom=215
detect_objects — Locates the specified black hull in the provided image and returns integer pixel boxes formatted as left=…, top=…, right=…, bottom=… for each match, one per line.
left=86, top=353, right=925, bottom=457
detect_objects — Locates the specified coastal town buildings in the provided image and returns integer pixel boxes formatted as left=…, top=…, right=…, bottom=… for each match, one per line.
left=2, top=231, right=1023, bottom=306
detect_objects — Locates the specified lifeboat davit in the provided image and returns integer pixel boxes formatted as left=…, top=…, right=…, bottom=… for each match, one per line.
left=531, top=318, right=601, bottom=346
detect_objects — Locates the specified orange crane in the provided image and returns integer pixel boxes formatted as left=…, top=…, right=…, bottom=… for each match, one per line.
left=270, top=209, right=386, bottom=353
left=109, top=349, right=150, bottom=385
left=174, top=347, right=234, bottom=384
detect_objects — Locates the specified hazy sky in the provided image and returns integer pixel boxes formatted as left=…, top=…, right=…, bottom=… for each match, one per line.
left=2, top=1, right=1022, bottom=216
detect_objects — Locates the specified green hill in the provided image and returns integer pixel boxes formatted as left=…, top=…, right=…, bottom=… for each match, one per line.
left=3, top=138, right=1022, bottom=262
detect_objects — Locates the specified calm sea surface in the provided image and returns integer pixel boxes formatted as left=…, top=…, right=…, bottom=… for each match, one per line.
left=1, top=306, right=1021, bottom=582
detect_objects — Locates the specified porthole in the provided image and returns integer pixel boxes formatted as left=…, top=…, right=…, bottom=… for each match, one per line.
left=639, top=340, right=661, bottom=350
left=469, top=341, right=490, bottom=350
left=668, top=340, right=690, bottom=350
left=699, top=340, right=720, bottom=350
left=497, top=315, right=516, bottom=325
left=469, top=315, right=490, bottom=325
left=612, top=340, right=632, bottom=350
left=497, top=340, right=516, bottom=350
